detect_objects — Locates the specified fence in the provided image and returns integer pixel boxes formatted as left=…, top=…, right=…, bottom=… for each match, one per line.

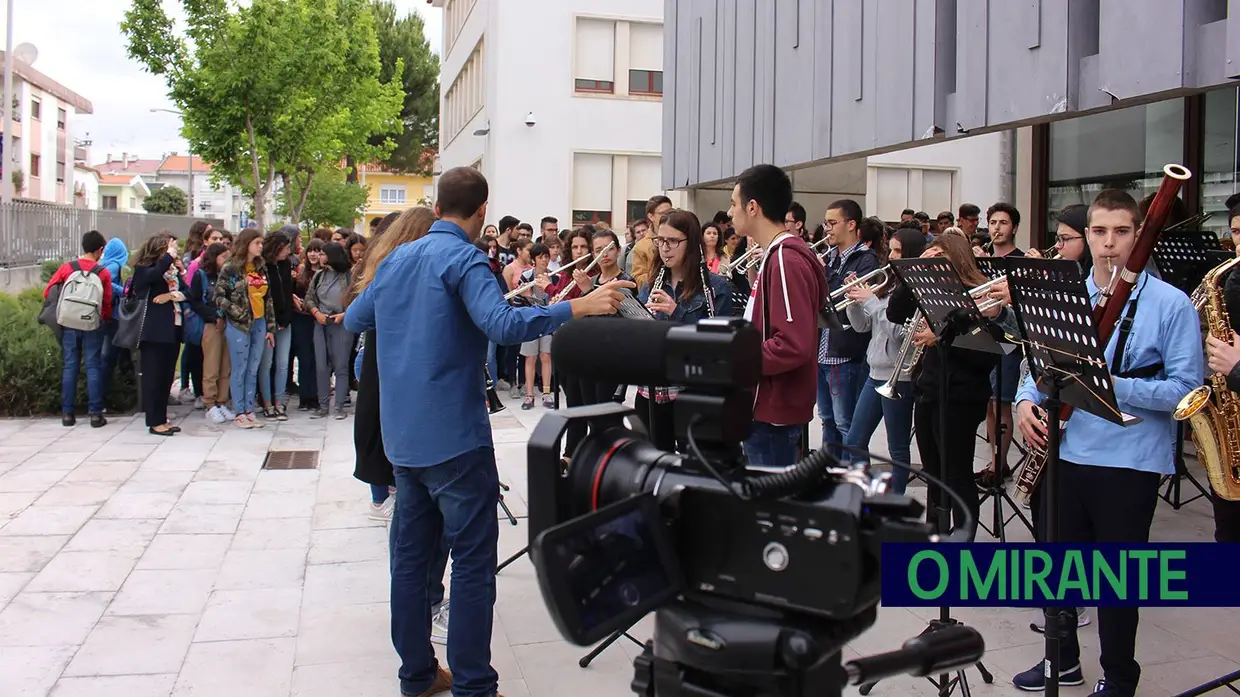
left=0, top=202, right=225, bottom=268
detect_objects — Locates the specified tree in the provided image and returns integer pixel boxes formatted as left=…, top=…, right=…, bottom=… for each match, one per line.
left=278, top=166, right=369, bottom=229
left=122, top=0, right=404, bottom=229
left=142, top=186, right=189, bottom=215
left=366, top=1, right=440, bottom=176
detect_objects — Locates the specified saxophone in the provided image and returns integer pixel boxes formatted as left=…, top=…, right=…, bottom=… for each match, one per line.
left=1173, top=255, right=1240, bottom=501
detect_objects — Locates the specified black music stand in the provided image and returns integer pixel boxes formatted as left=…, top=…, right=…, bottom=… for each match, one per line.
left=1152, top=232, right=1220, bottom=509
left=1006, top=257, right=1142, bottom=697
left=859, top=258, right=1004, bottom=697
left=972, top=256, right=1036, bottom=541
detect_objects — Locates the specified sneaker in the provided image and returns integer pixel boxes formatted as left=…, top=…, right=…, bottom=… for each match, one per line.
left=509, top=384, right=522, bottom=400
left=334, top=409, right=348, bottom=420
left=207, top=406, right=228, bottom=424
left=368, top=496, right=395, bottom=522
left=521, top=394, right=535, bottom=410
left=1089, top=679, right=1130, bottom=697
left=542, top=392, right=555, bottom=408
left=275, top=404, right=288, bottom=421
left=431, top=603, right=450, bottom=645
left=497, top=379, right=511, bottom=391
left=310, top=408, right=329, bottom=419
left=262, top=406, right=279, bottom=420
left=234, top=416, right=254, bottom=429
left=220, top=405, right=237, bottom=420
left=193, top=396, right=204, bottom=410
left=1031, top=608, right=1090, bottom=633
left=62, top=413, right=76, bottom=427
left=1013, top=660, right=1084, bottom=691
left=89, top=413, right=107, bottom=429
left=246, top=413, right=265, bottom=428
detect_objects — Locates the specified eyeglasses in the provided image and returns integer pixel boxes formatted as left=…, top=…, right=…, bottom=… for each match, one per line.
left=1055, top=235, right=1083, bottom=245
left=652, top=237, right=686, bottom=250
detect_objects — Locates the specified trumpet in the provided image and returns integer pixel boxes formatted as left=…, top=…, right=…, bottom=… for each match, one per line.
left=719, top=245, right=761, bottom=275
left=830, top=266, right=891, bottom=311
left=875, top=311, right=925, bottom=400
left=503, top=254, right=590, bottom=300
left=970, top=275, right=1010, bottom=313
left=551, top=241, right=616, bottom=303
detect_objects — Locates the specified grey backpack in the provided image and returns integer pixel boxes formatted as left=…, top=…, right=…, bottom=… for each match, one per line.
left=55, top=261, right=105, bottom=331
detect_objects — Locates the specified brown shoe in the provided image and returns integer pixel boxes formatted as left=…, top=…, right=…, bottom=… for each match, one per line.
left=410, top=666, right=452, bottom=697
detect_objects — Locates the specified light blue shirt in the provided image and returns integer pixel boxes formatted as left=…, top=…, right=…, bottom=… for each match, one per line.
left=1015, top=271, right=1203, bottom=475
left=344, top=220, right=575, bottom=468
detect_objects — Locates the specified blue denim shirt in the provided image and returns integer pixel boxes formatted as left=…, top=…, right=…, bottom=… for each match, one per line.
left=344, top=220, right=574, bottom=467
left=637, top=271, right=734, bottom=322
left=1015, top=271, right=1203, bottom=475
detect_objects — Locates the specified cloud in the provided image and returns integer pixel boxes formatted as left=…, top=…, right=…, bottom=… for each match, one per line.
left=0, top=0, right=442, bottom=166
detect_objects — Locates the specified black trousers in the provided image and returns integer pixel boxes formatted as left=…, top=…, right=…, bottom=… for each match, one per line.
left=1046, top=459, right=1160, bottom=695
left=1212, top=493, right=1240, bottom=543
left=179, top=342, right=203, bottom=396
left=291, top=313, right=318, bottom=405
left=634, top=393, right=677, bottom=453
left=140, top=341, right=180, bottom=428
left=914, top=399, right=986, bottom=538
left=561, top=375, right=620, bottom=460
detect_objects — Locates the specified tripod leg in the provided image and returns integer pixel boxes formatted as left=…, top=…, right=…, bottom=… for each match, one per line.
left=579, top=628, right=626, bottom=668
left=496, top=546, right=527, bottom=573
left=498, top=496, right=518, bottom=526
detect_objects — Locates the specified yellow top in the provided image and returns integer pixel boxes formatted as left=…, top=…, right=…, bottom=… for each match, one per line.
left=245, top=262, right=267, bottom=320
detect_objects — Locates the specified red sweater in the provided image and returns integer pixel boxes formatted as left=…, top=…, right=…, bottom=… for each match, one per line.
left=749, top=235, right=827, bottom=426
left=44, top=257, right=114, bottom=322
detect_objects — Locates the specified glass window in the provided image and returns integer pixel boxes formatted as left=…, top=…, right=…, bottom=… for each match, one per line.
left=1048, top=99, right=1185, bottom=230
left=1203, top=87, right=1239, bottom=237
left=572, top=210, right=612, bottom=228
left=629, top=70, right=663, bottom=96
left=380, top=186, right=407, bottom=204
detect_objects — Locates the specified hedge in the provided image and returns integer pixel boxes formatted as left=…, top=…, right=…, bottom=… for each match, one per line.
left=0, top=288, right=138, bottom=417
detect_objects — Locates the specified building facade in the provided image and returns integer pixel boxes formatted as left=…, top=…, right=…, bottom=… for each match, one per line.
left=357, top=164, right=435, bottom=229
left=663, top=0, right=1240, bottom=242
left=431, top=0, right=683, bottom=231
left=97, top=174, right=150, bottom=214
left=0, top=51, right=93, bottom=206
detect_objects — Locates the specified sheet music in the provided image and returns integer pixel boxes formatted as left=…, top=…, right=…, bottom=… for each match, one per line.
left=617, top=289, right=655, bottom=320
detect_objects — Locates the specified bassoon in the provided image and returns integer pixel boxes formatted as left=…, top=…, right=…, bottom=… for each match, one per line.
left=1013, top=163, right=1191, bottom=504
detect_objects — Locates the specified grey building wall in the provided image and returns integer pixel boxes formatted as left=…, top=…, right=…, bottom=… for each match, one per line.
left=662, top=0, right=1240, bottom=190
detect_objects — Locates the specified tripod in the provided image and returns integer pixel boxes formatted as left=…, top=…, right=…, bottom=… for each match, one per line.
left=976, top=356, right=1035, bottom=541
left=1160, top=422, right=1209, bottom=509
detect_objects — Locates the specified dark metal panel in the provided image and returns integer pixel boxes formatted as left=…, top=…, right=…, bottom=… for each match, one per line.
left=662, top=0, right=678, bottom=190
left=719, top=0, right=737, bottom=179
left=911, top=0, right=937, bottom=137
left=1097, top=0, right=1185, bottom=99
left=1065, top=0, right=1100, bottom=113
left=755, top=0, right=777, bottom=164
left=874, top=0, right=916, bottom=146
left=672, top=0, right=695, bottom=188
left=987, top=0, right=1071, bottom=123
left=696, top=1, right=722, bottom=183
left=732, top=0, right=756, bottom=174
left=954, top=0, right=989, bottom=132
left=774, top=0, right=816, bottom=167
left=1025, top=0, right=1043, bottom=49
left=1230, top=0, right=1240, bottom=79
left=810, top=0, right=834, bottom=160
left=1077, top=54, right=1108, bottom=111
left=1191, top=21, right=1228, bottom=88
left=829, top=0, right=872, bottom=156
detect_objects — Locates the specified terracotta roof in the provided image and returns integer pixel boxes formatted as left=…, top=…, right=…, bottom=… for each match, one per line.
left=95, top=158, right=162, bottom=175
left=98, top=173, right=139, bottom=185
left=0, top=52, right=93, bottom=114
left=158, top=155, right=212, bottom=173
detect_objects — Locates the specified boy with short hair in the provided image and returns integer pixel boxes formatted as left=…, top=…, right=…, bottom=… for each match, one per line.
left=44, top=230, right=114, bottom=428
left=516, top=243, right=555, bottom=409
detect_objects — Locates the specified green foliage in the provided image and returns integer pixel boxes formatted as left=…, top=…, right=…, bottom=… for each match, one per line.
left=370, top=0, right=440, bottom=174
left=278, top=167, right=369, bottom=229
left=143, top=186, right=190, bottom=215
left=122, top=0, right=404, bottom=228
left=41, top=260, right=63, bottom=283
left=0, top=289, right=138, bottom=416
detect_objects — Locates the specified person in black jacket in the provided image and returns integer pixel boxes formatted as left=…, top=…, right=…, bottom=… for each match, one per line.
left=886, top=233, right=1012, bottom=538
left=1204, top=202, right=1240, bottom=543
left=258, top=232, right=295, bottom=420
left=131, top=232, right=192, bottom=436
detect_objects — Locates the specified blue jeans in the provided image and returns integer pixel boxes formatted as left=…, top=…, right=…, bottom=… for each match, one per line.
left=743, top=422, right=803, bottom=469
left=486, top=342, right=498, bottom=385
left=259, top=324, right=292, bottom=407
left=844, top=376, right=915, bottom=494
left=371, top=484, right=390, bottom=504
left=226, top=319, right=266, bottom=415
left=62, top=328, right=105, bottom=415
left=816, top=360, right=867, bottom=459
left=391, top=448, right=499, bottom=697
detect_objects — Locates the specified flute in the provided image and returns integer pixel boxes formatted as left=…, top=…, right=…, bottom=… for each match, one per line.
left=503, top=254, right=590, bottom=301
left=551, top=241, right=616, bottom=303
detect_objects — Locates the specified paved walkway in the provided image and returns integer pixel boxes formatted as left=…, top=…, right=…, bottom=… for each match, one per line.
left=0, top=392, right=1236, bottom=697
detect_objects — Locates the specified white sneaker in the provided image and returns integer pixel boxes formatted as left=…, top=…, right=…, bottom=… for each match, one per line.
left=367, top=496, right=395, bottom=522
left=193, top=396, right=205, bottom=410
left=206, top=406, right=228, bottom=424
left=431, top=603, right=449, bottom=645
left=219, top=405, right=237, bottom=420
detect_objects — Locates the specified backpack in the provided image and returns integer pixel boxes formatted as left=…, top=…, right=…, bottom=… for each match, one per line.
left=55, top=261, right=105, bottom=332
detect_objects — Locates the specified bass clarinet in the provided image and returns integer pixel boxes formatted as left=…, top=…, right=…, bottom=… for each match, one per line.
left=1012, top=163, right=1192, bottom=505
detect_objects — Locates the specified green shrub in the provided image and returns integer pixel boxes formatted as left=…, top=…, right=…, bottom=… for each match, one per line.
left=41, top=259, right=63, bottom=283
left=0, top=289, right=138, bottom=417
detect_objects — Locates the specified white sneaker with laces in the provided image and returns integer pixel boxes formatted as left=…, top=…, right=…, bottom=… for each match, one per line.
left=220, top=405, right=237, bottom=420
left=431, top=603, right=449, bottom=645
left=368, top=496, right=395, bottom=522
left=206, top=406, right=228, bottom=424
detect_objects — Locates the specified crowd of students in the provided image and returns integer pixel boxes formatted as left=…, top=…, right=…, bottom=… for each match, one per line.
left=43, top=222, right=373, bottom=435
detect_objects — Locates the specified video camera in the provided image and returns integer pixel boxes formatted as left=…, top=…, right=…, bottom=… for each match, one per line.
left=524, top=317, right=985, bottom=697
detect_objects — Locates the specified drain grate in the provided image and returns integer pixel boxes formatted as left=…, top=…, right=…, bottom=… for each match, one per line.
left=262, top=450, right=320, bottom=470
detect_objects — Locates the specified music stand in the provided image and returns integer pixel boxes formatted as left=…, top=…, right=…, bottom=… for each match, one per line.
left=1151, top=232, right=1220, bottom=509
left=859, top=258, right=1003, bottom=697
left=1005, top=257, right=1142, bottom=697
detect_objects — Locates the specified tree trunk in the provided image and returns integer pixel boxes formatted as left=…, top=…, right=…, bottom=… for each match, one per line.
left=291, top=170, right=316, bottom=224
left=246, top=115, right=266, bottom=229
left=345, top=154, right=358, bottom=184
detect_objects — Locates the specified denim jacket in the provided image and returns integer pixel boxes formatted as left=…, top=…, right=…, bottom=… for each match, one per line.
left=637, top=270, right=735, bottom=323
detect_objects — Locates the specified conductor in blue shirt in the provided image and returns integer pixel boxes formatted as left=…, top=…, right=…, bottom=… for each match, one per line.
left=345, top=166, right=635, bottom=697
left=1009, top=189, right=1203, bottom=697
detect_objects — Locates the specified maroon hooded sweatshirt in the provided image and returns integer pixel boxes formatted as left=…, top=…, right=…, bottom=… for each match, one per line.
left=748, top=234, right=828, bottom=426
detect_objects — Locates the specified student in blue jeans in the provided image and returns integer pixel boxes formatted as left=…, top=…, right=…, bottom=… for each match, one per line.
left=344, top=168, right=631, bottom=697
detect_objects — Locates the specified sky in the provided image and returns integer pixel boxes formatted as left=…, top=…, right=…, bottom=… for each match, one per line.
left=0, top=0, right=442, bottom=168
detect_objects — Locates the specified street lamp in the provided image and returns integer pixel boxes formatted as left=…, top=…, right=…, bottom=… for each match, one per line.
left=149, top=107, right=193, bottom=215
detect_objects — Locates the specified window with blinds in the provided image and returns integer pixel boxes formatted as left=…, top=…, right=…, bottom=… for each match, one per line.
left=443, top=40, right=486, bottom=144
left=628, top=22, right=663, bottom=96
left=574, top=18, right=616, bottom=94
left=573, top=153, right=613, bottom=226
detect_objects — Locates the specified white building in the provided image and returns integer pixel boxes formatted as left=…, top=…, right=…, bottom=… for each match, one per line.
left=431, top=0, right=682, bottom=232
left=0, top=51, right=93, bottom=205
left=154, top=154, right=249, bottom=229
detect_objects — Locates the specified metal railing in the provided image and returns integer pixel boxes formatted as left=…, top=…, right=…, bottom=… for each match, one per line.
left=0, top=202, right=224, bottom=268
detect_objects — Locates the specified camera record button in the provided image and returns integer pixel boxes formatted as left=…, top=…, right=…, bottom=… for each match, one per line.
left=803, top=527, right=823, bottom=541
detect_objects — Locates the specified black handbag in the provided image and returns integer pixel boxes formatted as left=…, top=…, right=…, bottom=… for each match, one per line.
left=112, top=290, right=149, bottom=349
